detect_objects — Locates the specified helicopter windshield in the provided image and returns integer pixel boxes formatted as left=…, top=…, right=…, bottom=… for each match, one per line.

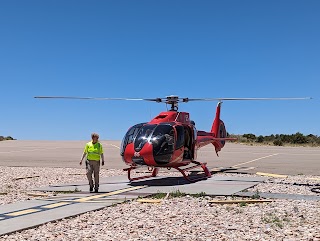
left=134, top=124, right=156, bottom=151
left=121, top=123, right=145, bottom=156
left=130, top=123, right=176, bottom=164
left=150, top=124, right=175, bottom=164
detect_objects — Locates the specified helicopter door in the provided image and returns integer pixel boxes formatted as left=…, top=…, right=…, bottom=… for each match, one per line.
left=174, top=125, right=185, bottom=161
left=175, top=125, right=185, bottom=150
left=120, top=123, right=145, bottom=156
left=182, top=125, right=193, bottom=159
left=192, top=125, right=198, bottom=160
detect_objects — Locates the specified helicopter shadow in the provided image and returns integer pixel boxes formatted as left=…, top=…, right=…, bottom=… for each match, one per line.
left=129, top=175, right=205, bottom=186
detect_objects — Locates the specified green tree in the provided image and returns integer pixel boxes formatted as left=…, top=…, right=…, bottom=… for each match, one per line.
left=280, top=134, right=292, bottom=143
left=243, top=133, right=256, bottom=141
left=256, top=135, right=264, bottom=143
left=291, top=132, right=307, bottom=144
left=273, top=139, right=283, bottom=146
left=264, top=134, right=276, bottom=142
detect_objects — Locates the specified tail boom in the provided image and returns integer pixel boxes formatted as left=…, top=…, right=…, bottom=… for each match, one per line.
left=197, top=133, right=236, bottom=150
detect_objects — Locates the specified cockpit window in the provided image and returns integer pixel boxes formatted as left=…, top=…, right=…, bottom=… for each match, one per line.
left=134, top=124, right=156, bottom=151
left=121, top=123, right=145, bottom=156
left=150, top=124, right=175, bottom=158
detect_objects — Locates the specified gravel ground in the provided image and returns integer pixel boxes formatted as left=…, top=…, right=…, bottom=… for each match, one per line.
left=247, top=175, right=320, bottom=196
left=1, top=167, right=320, bottom=241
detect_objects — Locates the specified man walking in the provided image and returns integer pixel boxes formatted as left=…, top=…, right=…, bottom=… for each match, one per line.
left=80, top=133, right=104, bottom=193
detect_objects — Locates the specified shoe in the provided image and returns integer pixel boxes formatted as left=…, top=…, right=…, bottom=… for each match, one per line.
left=90, top=187, right=93, bottom=192
left=94, top=189, right=99, bottom=193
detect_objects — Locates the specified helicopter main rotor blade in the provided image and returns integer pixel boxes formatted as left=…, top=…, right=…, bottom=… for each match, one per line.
left=184, top=97, right=312, bottom=102
left=34, top=96, right=312, bottom=103
left=34, top=96, right=161, bottom=102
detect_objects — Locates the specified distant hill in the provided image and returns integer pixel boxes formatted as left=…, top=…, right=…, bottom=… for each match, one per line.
left=0, top=136, right=15, bottom=141
left=228, top=132, right=320, bottom=147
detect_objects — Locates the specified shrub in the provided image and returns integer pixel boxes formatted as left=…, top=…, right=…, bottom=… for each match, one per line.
left=273, top=139, right=283, bottom=146
left=256, top=135, right=264, bottom=143
left=291, top=132, right=307, bottom=144
left=243, top=133, right=256, bottom=141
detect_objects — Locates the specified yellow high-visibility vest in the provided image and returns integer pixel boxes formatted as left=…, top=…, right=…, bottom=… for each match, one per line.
left=84, top=141, right=103, bottom=161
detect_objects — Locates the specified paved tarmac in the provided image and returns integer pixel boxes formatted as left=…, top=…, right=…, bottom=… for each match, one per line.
left=0, top=140, right=319, bottom=175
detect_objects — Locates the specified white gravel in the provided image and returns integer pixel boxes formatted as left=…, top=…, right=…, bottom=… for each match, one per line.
left=1, top=167, right=320, bottom=240
left=247, top=175, right=320, bottom=196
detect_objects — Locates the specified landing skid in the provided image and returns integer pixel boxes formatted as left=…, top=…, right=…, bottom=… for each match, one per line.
left=175, top=161, right=211, bottom=182
left=124, top=166, right=159, bottom=182
left=124, top=161, right=211, bottom=182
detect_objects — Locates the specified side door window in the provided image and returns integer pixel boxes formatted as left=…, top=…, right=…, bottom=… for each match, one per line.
left=175, top=125, right=185, bottom=150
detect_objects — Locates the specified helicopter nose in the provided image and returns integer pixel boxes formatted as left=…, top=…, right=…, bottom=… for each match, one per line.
left=132, top=143, right=154, bottom=166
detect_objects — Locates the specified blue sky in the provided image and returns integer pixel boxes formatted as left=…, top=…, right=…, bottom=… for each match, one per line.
left=0, top=0, right=319, bottom=140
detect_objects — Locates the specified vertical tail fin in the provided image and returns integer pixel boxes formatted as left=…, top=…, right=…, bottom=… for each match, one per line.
left=211, top=102, right=227, bottom=154
left=211, top=102, right=222, bottom=135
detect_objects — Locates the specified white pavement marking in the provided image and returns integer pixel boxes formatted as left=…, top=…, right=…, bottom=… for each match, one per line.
left=0, top=147, right=61, bottom=154
left=232, top=153, right=279, bottom=168
left=238, top=167, right=256, bottom=171
left=276, top=153, right=320, bottom=156
left=199, top=150, right=320, bottom=156
left=107, top=144, right=120, bottom=149
left=199, top=150, right=276, bottom=154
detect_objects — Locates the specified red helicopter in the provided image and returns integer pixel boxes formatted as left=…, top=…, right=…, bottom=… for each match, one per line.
left=35, top=95, right=310, bottom=182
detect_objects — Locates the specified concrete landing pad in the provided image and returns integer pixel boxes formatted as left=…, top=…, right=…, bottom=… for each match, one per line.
left=0, top=175, right=267, bottom=236
left=0, top=200, right=111, bottom=236
left=36, top=175, right=267, bottom=196
left=0, top=185, right=147, bottom=236
left=129, top=175, right=267, bottom=196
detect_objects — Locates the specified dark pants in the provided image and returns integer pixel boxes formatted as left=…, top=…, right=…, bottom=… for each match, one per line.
left=86, top=160, right=100, bottom=189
